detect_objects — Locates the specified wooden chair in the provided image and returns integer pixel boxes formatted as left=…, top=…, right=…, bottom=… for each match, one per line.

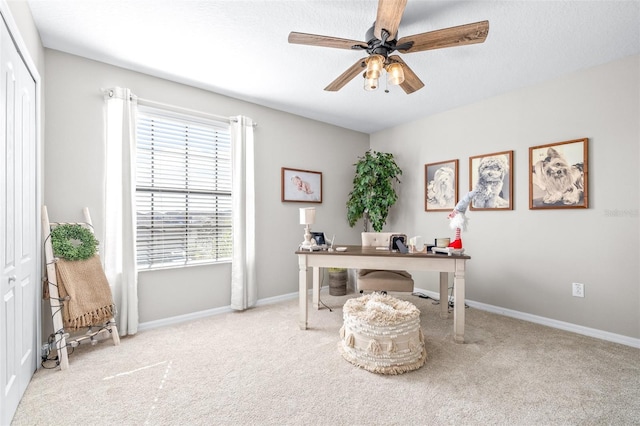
left=357, top=232, right=414, bottom=294
left=42, top=206, right=119, bottom=370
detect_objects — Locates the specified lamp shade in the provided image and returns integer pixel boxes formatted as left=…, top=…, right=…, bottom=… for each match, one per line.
left=364, top=76, right=379, bottom=91
left=365, top=54, right=384, bottom=79
left=386, top=62, right=405, bottom=85
left=299, top=207, right=316, bottom=225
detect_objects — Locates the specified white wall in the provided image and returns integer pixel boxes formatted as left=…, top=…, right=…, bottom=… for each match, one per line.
left=43, top=50, right=369, bottom=323
left=371, top=55, right=640, bottom=339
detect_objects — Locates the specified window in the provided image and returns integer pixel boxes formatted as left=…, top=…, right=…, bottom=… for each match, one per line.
left=135, top=105, right=232, bottom=269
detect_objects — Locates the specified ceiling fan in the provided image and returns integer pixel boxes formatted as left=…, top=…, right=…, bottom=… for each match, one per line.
left=288, top=0, right=489, bottom=94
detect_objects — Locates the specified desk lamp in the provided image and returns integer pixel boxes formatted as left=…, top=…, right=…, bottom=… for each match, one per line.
left=299, top=207, right=317, bottom=250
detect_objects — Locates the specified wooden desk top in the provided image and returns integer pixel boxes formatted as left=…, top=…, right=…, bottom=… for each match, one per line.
left=296, top=245, right=471, bottom=260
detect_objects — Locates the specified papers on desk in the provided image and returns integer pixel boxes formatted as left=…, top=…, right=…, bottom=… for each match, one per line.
left=431, top=246, right=465, bottom=256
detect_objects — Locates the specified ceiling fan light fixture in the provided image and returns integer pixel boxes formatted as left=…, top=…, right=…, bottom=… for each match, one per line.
left=289, top=1, right=489, bottom=95
left=386, top=62, right=405, bottom=85
left=364, top=76, right=379, bottom=91
left=365, top=54, right=384, bottom=79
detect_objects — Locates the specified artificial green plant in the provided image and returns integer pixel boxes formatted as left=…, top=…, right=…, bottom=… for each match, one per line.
left=346, top=150, right=403, bottom=232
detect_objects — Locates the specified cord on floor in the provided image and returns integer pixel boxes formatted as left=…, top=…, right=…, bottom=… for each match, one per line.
left=318, top=298, right=333, bottom=312
left=412, top=290, right=468, bottom=309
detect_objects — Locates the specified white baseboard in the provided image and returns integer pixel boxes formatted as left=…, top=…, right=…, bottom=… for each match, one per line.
left=414, top=288, right=640, bottom=349
left=137, top=291, right=300, bottom=332
left=138, top=305, right=234, bottom=331
left=139, top=288, right=640, bottom=349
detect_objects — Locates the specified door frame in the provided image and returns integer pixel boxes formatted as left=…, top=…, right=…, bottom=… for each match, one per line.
left=0, top=0, right=42, bottom=416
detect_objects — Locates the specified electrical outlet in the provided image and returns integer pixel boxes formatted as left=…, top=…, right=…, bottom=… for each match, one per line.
left=572, top=282, right=585, bottom=298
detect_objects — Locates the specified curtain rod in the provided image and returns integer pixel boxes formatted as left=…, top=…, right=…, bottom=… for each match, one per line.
left=104, top=88, right=257, bottom=127
left=137, top=97, right=230, bottom=123
left=137, top=97, right=257, bottom=128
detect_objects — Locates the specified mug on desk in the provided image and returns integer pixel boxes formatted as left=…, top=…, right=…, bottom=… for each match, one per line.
left=435, top=238, right=450, bottom=248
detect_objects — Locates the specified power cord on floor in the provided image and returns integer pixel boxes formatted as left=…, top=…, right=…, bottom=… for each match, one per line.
left=412, top=287, right=469, bottom=310
left=318, top=268, right=333, bottom=312
left=319, top=298, right=333, bottom=312
left=412, top=292, right=439, bottom=304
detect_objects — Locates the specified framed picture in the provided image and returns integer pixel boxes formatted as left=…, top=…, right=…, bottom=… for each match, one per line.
left=529, top=138, right=588, bottom=209
left=311, top=231, right=325, bottom=246
left=469, top=150, right=513, bottom=210
left=425, top=159, right=458, bottom=212
left=281, top=167, right=322, bottom=203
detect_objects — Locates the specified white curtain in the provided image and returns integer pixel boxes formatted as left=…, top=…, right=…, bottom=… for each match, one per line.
left=103, top=87, right=139, bottom=335
left=230, top=115, right=257, bottom=310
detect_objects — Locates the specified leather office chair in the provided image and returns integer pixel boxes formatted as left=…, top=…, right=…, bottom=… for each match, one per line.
left=357, top=232, right=414, bottom=294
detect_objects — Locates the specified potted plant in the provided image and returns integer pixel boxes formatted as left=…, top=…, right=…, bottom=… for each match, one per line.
left=346, top=150, right=403, bottom=232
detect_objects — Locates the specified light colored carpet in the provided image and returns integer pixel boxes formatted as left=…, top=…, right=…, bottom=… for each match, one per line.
left=11, top=291, right=640, bottom=425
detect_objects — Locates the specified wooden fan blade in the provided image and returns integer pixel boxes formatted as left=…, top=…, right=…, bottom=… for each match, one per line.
left=324, top=58, right=367, bottom=91
left=389, top=55, right=424, bottom=94
left=288, top=32, right=367, bottom=50
left=397, top=20, right=489, bottom=53
left=374, top=0, right=408, bottom=41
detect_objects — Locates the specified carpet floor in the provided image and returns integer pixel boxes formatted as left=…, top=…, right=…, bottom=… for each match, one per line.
left=11, top=291, right=640, bottom=425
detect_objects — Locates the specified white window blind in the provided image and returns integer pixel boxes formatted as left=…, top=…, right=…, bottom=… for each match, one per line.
left=135, top=105, right=232, bottom=269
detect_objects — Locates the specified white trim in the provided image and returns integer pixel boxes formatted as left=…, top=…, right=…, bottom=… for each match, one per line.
left=0, top=0, right=43, bottom=363
left=414, top=288, right=640, bottom=349
left=0, top=0, right=40, bottom=81
left=140, top=287, right=639, bottom=349
left=138, top=292, right=300, bottom=331
left=255, top=291, right=300, bottom=307
left=138, top=305, right=234, bottom=331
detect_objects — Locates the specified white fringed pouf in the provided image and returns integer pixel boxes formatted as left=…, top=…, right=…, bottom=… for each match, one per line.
left=339, top=293, right=427, bottom=375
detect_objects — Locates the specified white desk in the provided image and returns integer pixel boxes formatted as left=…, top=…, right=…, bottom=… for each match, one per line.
left=296, top=245, right=471, bottom=343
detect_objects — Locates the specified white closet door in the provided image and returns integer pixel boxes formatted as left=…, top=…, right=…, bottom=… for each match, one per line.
left=0, top=13, right=38, bottom=425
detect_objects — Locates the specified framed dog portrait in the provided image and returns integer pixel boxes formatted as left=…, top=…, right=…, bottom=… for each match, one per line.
left=281, top=167, right=322, bottom=203
left=529, top=138, right=588, bottom=209
left=469, top=150, right=514, bottom=211
left=425, top=159, right=458, bottom=212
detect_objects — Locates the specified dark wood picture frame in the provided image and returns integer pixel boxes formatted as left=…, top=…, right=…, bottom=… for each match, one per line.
left=469, top=150, right=514, bottom=211
left=425, top=159, right=458, bottom=212
left=281, top=167, right=322, bottom=203
left=529, top=138, right=588, bottom=209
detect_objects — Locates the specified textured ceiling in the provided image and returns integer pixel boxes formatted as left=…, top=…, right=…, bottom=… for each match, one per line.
left=26, top=0, right=640, bottom=134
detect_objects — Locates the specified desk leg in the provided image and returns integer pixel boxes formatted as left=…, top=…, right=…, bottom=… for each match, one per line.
left=453, top=259, right=466, bottom=343
left=298, top=256, right=308, bottom=330
left=439, top=272, right=449, bottom=319
left=312, top=267, right=320, bottom=310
